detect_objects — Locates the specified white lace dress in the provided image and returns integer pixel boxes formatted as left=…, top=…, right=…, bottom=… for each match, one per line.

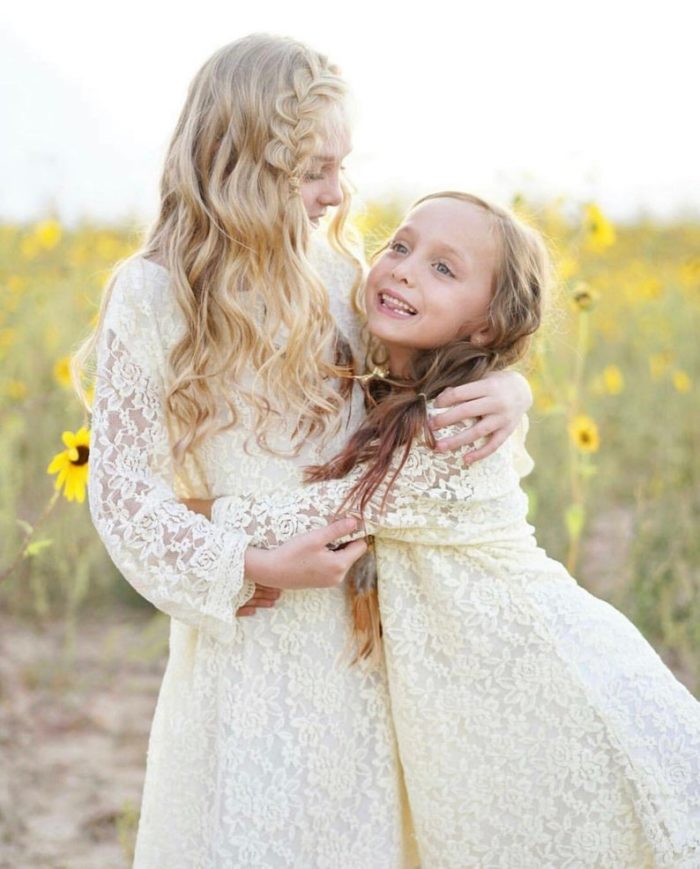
left=88, top=252, right=414, bottom=868
left=212, top=411, right=700, bottom=869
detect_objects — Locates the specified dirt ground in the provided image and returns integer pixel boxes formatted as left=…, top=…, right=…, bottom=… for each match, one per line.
left=0, top=607, right=168, bottom=869
left=0, top=549, right=696, bottom=869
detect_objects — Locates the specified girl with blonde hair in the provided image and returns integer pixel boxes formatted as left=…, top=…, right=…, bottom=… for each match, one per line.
left=79, top=35, right=531, bottom=866
left=200, top=193, right=700, bottom=867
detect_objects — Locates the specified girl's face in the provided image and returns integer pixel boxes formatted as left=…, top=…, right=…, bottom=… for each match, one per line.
left=300, top=125, right=352, bottom=228
left=364, top=197, right=499, bottom=375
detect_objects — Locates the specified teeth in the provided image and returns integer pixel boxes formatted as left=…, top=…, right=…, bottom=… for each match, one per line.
left=380, top=292, right=417, bottom=315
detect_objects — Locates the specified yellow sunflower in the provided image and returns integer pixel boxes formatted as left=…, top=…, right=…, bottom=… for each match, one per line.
left=35, top=218, right=62, bottom=251
left=583, top=203, right=616, bottom=253
left=47, top=427, right=90, bottom=502
left=53, top=356, right=72, bottom=389
left=570, top=282, right=600, bottom=312
left=672, top=370, right=692, bottom=393
left=569, top=415, right=600, bottom=454
left=602, top=365, right=624, bottom=395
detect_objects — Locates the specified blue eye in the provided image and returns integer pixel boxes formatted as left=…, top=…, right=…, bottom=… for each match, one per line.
left=435, top=261, right=455, bottom=277
left=389, top=240, right=408, bottom=254
left=303, top=173, right=324, bottom=182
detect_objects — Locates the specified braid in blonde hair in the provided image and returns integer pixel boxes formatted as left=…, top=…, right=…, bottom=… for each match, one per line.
left=73, top=34, right=362, bottom=463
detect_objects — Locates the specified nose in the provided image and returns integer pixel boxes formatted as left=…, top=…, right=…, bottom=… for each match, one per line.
left=391, top=258, right=413, bottom=285
left=319, top=171, right=343, bottom=207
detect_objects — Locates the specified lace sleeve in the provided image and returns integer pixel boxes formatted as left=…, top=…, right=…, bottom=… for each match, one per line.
left=210, top=413, right=479, bottom=548
left=511, top=414, right=534, bottom=478
left=88, top=260, right=254, bottom=642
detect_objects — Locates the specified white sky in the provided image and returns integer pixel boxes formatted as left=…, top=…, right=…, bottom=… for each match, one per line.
left=2, top=0, right=699, bottom=223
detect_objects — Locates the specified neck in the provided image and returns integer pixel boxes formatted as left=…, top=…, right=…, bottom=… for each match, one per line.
left=386, top=346, right=415, bottom=379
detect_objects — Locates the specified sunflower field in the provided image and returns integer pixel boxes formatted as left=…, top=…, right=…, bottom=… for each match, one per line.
left=1, top=201, right=699, bottom=693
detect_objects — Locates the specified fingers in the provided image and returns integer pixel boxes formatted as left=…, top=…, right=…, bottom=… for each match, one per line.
left=435, top=416, right=503, bottom=451
left=250, top=585, right=282, bottom=600
left=434, top=383, right=488, bottom=408
left=243, top=585, right=281, bottom=606
left=243, top=597, right=277, bottom=609
left=236, top=585, right=282, bottom=617
left=429, top=399, right=496, bottom=430
left=335, top=538, right=368, bottom=569
left=314, top=515, right=360, bottom=546
left=464, top=430, right=508, bottom=463
left=317, top=537, right=369, bottom=586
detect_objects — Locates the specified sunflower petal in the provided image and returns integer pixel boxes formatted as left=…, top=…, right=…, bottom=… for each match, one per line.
left=65, top=475, right=77, bottom=501
left=47, top=453, right=67, bottom=474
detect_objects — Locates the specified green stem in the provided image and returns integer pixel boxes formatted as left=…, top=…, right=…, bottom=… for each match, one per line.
left=566, top=311, right=590, bottom=573
left=0, top=489, right=61, bottom=583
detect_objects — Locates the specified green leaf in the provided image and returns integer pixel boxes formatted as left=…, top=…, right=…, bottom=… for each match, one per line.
left=565, top=504, right=586, bottom=542
left=579, top=463, right=598, bottom=478
left=16, top=518, right=33, bottom=536
left=24, top=539, right=54, bottom=558
left=523, top=486, right=538, bottom=521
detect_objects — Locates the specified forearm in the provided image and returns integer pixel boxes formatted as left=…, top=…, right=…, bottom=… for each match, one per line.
left=90, top=274, right=256, bottom=639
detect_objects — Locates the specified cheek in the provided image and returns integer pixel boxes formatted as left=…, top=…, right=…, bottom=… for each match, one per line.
left=299, top=184, right=317, bottom=216
left=366, top=255, right=392, bottom=285
left=363, top=262, right=384, bottom=303
left=423, top=299, right=467, bottom=343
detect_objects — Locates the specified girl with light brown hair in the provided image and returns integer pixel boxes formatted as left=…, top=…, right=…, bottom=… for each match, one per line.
left=78, top=35, right=531, bottom=866
left=202, top=192, right=700, bottom=867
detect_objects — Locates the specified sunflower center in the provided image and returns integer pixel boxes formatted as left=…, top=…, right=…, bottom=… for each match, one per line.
left=71, top=445, right=90, bottom=467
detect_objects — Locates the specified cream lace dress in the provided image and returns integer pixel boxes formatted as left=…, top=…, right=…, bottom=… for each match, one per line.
left=211, top=410, right=700, bottom=869
left=88, top=250, right=414, bottom=868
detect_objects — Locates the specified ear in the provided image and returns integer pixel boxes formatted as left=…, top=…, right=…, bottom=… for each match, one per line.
left=469, top=323, right=493, bottom=346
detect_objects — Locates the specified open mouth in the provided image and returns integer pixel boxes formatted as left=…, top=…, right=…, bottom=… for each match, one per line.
left=378, top=291, right=418, bottom=317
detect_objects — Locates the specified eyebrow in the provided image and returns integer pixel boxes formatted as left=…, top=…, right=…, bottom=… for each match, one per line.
left=310, top=152, right=350, bottom=164
left=435, top=243, right=467, bottom=265
left=396, top=224, right=468, bottom=266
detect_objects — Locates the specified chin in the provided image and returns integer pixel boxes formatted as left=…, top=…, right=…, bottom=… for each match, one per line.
left=365, top=316, right=392, bottom=343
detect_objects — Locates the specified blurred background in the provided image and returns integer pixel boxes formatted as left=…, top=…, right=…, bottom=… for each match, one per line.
left=1, top=1, right=699, bottom=865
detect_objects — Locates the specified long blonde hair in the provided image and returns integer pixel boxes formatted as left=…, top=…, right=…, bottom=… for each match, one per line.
left=74, top=34, right=362, bottom=460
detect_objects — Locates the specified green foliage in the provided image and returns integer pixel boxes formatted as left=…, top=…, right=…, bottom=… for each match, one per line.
left=0, top=203, right=698, bottom=694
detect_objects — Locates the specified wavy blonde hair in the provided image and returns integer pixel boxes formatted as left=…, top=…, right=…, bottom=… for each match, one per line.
left=74, top=34, right=362, bottom=460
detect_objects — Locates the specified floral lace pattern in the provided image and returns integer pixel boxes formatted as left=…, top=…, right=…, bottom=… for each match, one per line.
left=88, top=251, right=413, bottom=868
left=212, top=411, right=700, bottom=868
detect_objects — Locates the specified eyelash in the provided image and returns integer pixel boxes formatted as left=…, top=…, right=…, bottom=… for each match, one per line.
left=435, top=262, right=455, bottom=278
left=388, top=241, right=455, bottom=278
left=389, top=240, right=408, bottom=253
left=304, top=165, right=347, bottom=182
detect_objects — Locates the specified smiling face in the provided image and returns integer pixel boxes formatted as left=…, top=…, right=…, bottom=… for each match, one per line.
left=365, top=197, right=500, bottom=375
left=299, top=122, right=352, bottom=228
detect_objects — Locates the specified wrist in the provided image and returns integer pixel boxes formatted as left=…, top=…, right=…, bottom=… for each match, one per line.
left=244, top=546, right=273, bottom=586
left=488, top=368, right=532, bottom=412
